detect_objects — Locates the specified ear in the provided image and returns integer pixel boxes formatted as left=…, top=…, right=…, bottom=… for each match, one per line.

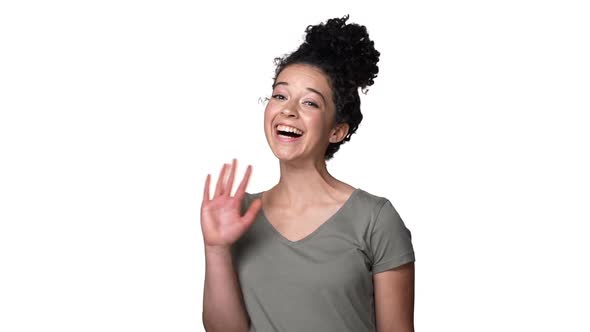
left=329, top=123, right=350, bottom=144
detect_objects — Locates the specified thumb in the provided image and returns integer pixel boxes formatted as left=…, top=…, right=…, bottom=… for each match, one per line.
left=241, top=198, right=263, bottom=227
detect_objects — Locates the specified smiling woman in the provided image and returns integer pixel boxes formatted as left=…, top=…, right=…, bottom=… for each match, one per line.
left=265, top=16, right=380, bottom=162
left=264, top=63, right=341, bottom=158
left=201, top=14, right=415, bottom=332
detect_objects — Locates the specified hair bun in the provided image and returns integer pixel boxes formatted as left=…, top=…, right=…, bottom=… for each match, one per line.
left=303, top=14, right=380, bottom=90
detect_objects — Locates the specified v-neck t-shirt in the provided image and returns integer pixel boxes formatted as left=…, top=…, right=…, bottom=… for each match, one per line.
left=231, top=188, right=415, bottom=332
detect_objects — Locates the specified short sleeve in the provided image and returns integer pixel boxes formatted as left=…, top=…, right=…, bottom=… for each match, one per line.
left=369, top=199, right=415, bottom=274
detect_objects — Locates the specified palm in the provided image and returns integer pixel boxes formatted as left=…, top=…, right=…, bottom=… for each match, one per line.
left=200, top=159, right=262, bottom=249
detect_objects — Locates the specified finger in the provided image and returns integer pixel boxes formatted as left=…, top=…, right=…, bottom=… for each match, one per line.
left=214, top=163, right=228, bottom=197
left=202, top=173, right=211, bottom=203
left=224, top=158, right=237, bottom=196
left=241, top=198, right=263, bottom=224
left=234, top=164, right=252, bottom=201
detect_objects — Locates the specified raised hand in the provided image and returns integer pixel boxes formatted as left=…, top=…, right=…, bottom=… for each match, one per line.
left=200, top=158, right=263, bottom=250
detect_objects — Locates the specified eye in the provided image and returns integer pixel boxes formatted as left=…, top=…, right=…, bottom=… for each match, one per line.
left=304, top=100, right=319, bottom=108
left=272, top=94, right=286, bottom=100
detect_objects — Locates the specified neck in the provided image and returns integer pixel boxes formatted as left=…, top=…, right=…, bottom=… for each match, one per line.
left=267, top=157, right=342, bottom=208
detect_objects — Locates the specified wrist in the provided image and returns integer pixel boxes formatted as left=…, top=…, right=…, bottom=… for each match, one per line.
left=204, top=244, right=232, bottom=255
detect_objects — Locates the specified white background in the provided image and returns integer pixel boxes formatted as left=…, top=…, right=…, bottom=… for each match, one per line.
left=1, top=0, right=589, bottom=331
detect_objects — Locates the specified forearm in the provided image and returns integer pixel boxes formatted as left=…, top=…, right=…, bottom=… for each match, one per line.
left=202, top=246, right=250, bottom=332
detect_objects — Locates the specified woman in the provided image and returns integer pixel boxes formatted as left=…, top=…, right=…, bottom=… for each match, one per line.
left=202, top=15, right=415, bottom=332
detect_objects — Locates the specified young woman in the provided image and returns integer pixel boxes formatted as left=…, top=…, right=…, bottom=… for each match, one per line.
left=202, top=15, right=415, bottom=332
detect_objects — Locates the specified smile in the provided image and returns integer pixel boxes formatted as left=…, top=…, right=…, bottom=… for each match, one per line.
left=275, top=124, right=304, bottom=142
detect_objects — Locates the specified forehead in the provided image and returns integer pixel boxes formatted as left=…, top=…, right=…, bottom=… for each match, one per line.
left=275, top=64, right=332, bottom=95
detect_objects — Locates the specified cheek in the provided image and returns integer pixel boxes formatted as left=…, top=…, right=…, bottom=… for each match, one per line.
left=305, top=113, right=330, bottom=133
left=263, top=105, right=272, bottom=124
left=264, top=101, right=277, bottom=116
left=263, top=104, right=275, bottom=135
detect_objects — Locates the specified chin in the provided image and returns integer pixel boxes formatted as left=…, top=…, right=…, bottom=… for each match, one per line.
left=271, top=149, right=301, bottom=162
left=272, top=144, right=310, bottom=161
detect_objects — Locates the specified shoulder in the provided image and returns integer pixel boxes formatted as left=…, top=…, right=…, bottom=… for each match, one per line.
left=243, top=191, right=262, bottom=202
left=240, top=191, right=261, bottom=214
left=354, top=188, right=391, bottom=213
left=242, top=191, right=261, bottom=201
left=353, top=188, right=406, bottom=232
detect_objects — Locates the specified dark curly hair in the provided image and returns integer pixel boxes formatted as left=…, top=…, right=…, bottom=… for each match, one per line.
left=272, top=14, right=380, bottom=161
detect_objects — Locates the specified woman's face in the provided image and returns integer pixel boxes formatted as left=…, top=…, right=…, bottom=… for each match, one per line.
left=263, top=63, right=349, bottom=163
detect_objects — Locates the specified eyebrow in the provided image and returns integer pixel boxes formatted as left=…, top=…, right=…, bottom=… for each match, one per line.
left=272, top=81, right=327, bottom=104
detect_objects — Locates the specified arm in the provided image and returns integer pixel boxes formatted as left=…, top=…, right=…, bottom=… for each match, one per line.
left=201, top=160, right=261, bottom=332
left=373, top=262, right=415, bottom=332
left=202, top=245, right=250, bottom=332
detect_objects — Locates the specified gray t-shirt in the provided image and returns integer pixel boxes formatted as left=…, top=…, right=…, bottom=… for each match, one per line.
left=231, top=188, right=415, bottom=332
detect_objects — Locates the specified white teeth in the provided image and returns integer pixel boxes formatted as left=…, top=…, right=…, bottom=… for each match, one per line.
left=276, top=124, right=303, bottom=135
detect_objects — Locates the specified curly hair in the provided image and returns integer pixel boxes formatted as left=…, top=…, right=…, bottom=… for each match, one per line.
left=272, top=14, right=380, bottom=161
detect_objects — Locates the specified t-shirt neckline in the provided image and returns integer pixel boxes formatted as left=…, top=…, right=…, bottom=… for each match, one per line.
left=253, top=188, right=361, bottom=246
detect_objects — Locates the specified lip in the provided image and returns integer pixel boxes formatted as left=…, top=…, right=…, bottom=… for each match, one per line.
left=275, top=122, right=305, bottom=134
left=274, top=124, right=304, bottom=143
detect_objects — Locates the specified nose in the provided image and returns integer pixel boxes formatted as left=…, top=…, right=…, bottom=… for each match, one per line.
left=280, top=102, right=299, bottom=118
